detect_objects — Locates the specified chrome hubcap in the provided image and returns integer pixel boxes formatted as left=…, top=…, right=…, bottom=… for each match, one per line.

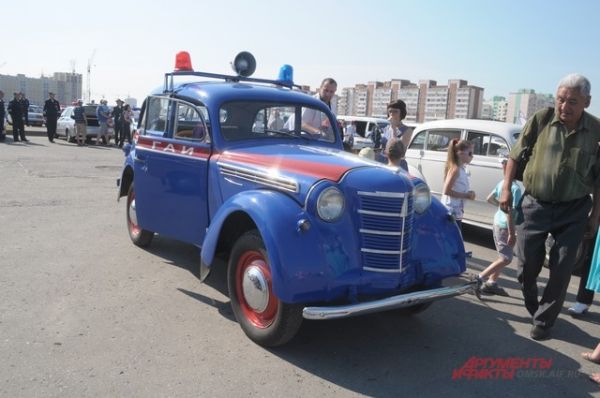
left=242, top=265, right=269, bottom=312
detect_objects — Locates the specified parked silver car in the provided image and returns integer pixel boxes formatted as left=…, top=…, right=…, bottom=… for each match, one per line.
left=6, top=104, right=45, bottom=127
left=28, top=105, right=45, bottom=126
left=405, top=119, right=522, bottom=229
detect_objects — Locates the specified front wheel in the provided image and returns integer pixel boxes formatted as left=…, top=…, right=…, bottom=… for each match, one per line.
left=227, top=230, right=302, bottom=347
left=126, top=183, right=154, bottom=247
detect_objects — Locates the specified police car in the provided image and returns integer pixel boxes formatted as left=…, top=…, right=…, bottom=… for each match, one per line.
left=117, top=52, right=477, bottom=347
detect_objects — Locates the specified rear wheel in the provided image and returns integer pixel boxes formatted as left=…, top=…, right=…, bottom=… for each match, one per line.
left=227, top=230, right=302, bottom=347
left=126, top=183, right=154, bottom=247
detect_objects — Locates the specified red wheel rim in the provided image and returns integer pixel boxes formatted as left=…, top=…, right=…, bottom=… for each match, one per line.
left=235, top=250, right=278, bottom=328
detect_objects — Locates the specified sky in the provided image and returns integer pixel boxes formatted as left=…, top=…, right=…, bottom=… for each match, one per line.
left=4, top=0, right=600, bottom=115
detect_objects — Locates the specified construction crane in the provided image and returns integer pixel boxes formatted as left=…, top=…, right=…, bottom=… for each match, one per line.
left=86, top=49, right=97, bottom=103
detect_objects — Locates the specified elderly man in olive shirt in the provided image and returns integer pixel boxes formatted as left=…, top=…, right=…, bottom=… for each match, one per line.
left=500, top=73, right=600, bottom=341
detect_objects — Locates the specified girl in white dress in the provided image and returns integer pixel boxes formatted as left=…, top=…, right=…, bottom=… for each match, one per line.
left=441, top=139, right=476, bottom=230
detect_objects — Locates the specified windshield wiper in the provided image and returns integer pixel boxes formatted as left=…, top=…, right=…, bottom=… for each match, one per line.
left=263, top=129, right=307, bottom=139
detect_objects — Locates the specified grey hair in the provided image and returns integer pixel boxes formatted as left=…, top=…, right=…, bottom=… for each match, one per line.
left=558, top=73, right=591, bottom=97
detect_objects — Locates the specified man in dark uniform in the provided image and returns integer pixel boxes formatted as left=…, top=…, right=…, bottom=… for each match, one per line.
left=43, top=92, right=61, bottom=143
left=8, top=92, right=27, bottom=142
left=0, top=90, right=6, bottom=142
left=20, top=92, right=30, bottom=126
left=112, top=99, right=124, bottom=146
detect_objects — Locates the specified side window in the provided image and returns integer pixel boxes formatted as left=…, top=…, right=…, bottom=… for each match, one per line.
left=485, top=134, right=509, bottom=157
left=144, top=97, right=169, bottom=137
left=174, top=102, right=209, bottom=143
left=425, top=129, right=461, bottom=152
left=491, top=135, right=510, bottom=157
left=467, top=131, right=491, bottom=156
left=355, top=121, right=367, bottom=137
left=253, top=109, right=267, bottom=132
left=408, top=131, right=426, bottom=150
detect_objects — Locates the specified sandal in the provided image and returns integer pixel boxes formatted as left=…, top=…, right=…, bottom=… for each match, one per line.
left=582, top=352, right=600, bottom=364
left=589, top=373, right=600, bottom=384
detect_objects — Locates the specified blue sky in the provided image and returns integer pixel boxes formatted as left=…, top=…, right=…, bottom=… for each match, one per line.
left=5, top=0, right=600, bottom=115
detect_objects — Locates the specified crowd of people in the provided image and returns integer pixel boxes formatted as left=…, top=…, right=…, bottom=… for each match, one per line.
left=0, top=91, right=134, bottom=147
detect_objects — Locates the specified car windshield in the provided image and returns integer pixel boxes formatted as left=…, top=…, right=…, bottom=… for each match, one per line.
left=219, top=101, right=337, bottom=143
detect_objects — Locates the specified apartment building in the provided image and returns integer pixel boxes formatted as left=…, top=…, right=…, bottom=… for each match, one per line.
left=338, top=78, right=483, bottom=123
left=0, top=72, right=82, bottom=107
left=482, top=96, right=508, bottom=121
left=505, top=89, right=554, bottom=124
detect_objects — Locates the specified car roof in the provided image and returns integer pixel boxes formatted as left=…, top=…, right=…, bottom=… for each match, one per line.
left=151, top=81, right=324, bottom=109
left=413, top=119, right=522, bottom=136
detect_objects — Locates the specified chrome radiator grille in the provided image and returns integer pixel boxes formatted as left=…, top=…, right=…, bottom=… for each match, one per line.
left=357, top=190, right=413, bottom=273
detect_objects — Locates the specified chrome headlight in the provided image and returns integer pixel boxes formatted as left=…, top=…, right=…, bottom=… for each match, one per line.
left=317, top=187, right=345, bottom=222
left=413, top=182, right=431, bottom=214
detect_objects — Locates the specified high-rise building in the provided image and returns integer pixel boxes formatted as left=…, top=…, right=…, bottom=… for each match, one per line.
left=352, top=84, right=368, bottom=116
left=506, top=89, right=554, bottom=124
left=0, top=72, right=82, bottom=107
left=395, top=80, right=419, bottom=123
left=482, top=96, right=508, bottom=121
left=368, top=81, right=392, bottom=117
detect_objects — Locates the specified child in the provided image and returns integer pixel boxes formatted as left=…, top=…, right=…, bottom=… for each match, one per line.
left=441, top=139, right=476, bottom=230
left=478, top=157, right=522, bottom=295
left=387, top=139, right=408, bottom=172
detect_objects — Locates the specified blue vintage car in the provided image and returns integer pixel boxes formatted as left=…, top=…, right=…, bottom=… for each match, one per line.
left=117, top=52, right=477, bottom=346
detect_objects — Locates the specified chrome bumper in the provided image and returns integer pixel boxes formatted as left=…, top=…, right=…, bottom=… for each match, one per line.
left=302, top=279, right=478, bottom=320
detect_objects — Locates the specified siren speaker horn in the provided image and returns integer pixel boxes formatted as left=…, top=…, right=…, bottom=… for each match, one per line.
left=232, top=52, right=256, bottom=77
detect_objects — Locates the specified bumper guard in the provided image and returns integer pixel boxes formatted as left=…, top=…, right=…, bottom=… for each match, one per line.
left=302, top=278, right=479, bottom=320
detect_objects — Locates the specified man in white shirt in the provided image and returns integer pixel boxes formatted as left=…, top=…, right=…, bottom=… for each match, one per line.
left=301, top=78, right=337, bottom=134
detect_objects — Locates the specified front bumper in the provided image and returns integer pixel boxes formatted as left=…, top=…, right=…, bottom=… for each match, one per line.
left=302, top=278, right=478, bottom=320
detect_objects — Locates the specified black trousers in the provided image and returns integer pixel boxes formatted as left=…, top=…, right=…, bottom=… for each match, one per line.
left=46, top=117, right=57, bottom=141
left=516, top=194, right=592, bottom=328
left=114, top=121, right=122, bottom=146
left=120, top=122, right=131, bottom=146
left=12, top=117, right=26, bottom=140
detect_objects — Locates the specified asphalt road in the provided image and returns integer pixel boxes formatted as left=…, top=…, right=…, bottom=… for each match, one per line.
left=1, top=134, right=599, bottom=397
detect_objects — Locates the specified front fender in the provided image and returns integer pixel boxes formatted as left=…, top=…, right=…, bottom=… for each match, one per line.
left=200, top=190, right=330, bottom=302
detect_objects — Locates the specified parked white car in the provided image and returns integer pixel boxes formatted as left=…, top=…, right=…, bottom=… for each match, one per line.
left=57, top=105, right=102, bottom=142
left=337, top=116, right=390, bottom=151
left=405, top=119, right=522, bottom=229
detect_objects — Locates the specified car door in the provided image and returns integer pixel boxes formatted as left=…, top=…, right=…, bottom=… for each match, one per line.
left=412, top=129, right=462, bottom=198
left=133, top=96, right=212, bottom=245
left=464, top=130, right=509, bottom=225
